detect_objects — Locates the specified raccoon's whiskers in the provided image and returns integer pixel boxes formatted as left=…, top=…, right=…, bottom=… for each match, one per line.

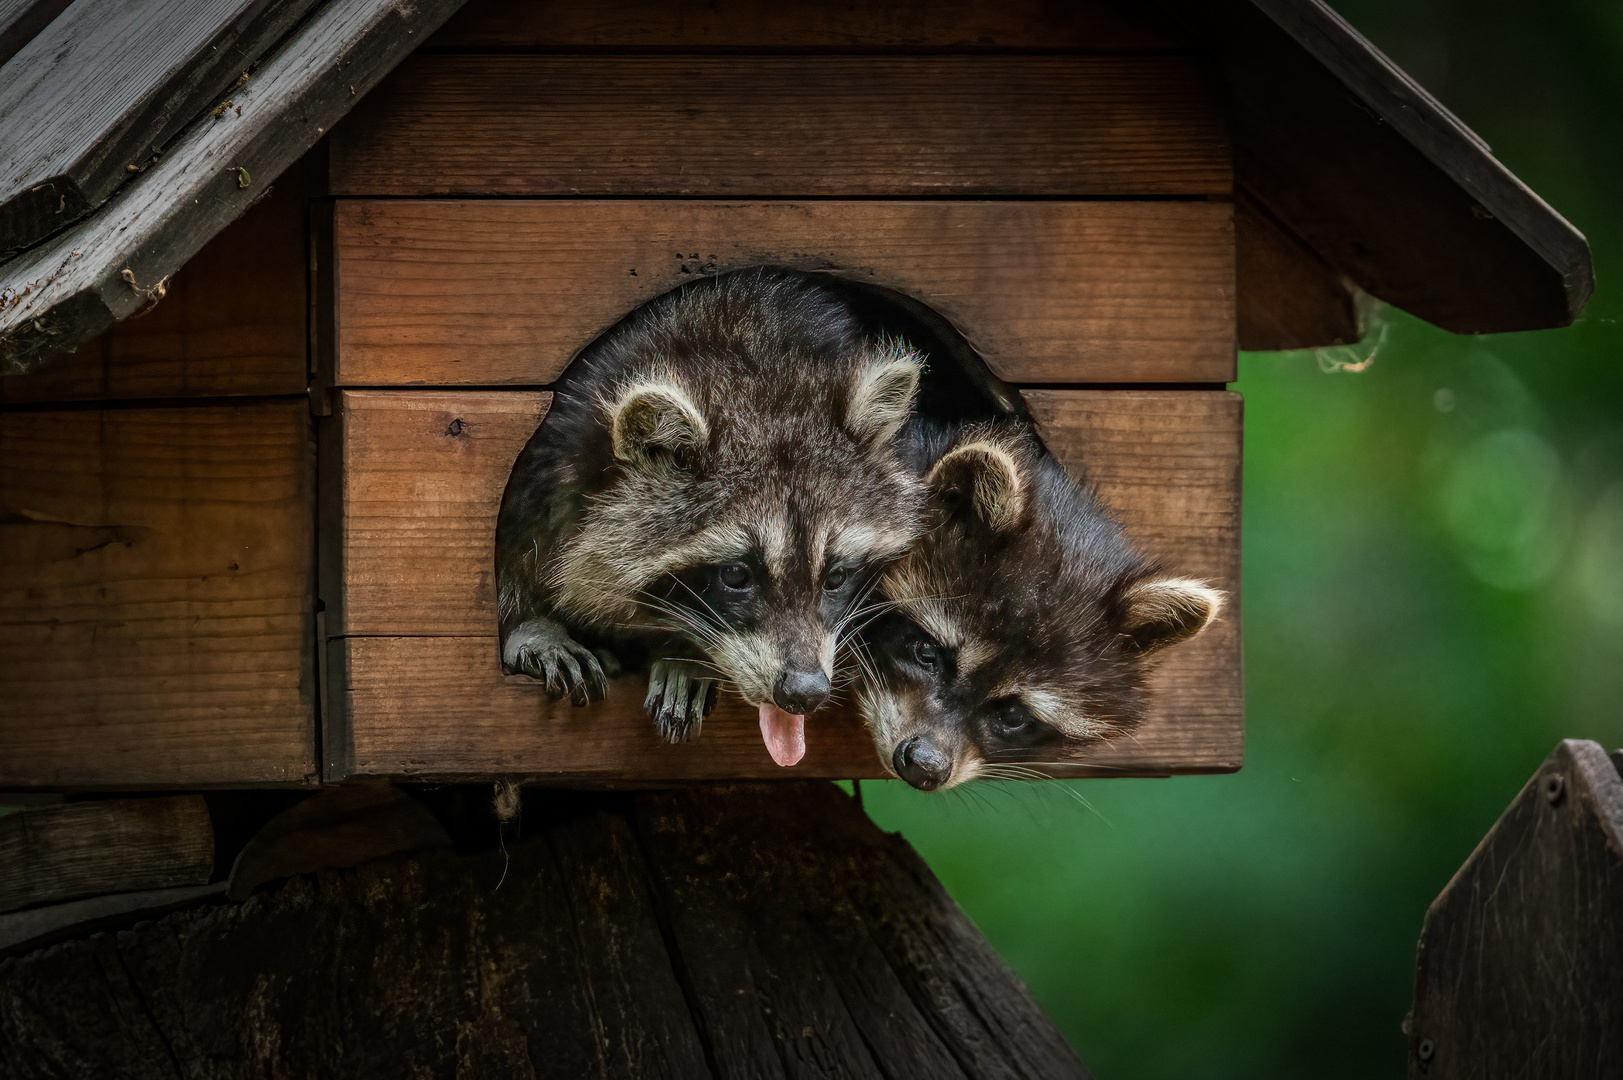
left=835, top=638, right=887, bottom=700
left=830, top=583, right=885, bottom=656
left=628, top=592, right=727, bottom=650
left=667, top=575, right=730, bottom=629
left=657, top=654, right=741, bottom=693
left=973, top=767, right=1108, bottom=821
left=853, top=640, right=887, bottom=693
left=990, top=758, right=1136, bottom=775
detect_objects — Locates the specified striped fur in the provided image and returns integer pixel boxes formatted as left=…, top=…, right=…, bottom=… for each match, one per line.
left=496, top=268, right=928, bottom=739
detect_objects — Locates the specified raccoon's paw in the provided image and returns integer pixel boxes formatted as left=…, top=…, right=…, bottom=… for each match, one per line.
left=502, top=619, right=608, bottom=706
left=645, top=659, right=718, bottom=744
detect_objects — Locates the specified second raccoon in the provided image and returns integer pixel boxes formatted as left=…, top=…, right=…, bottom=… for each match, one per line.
left=857, top=419, right=1224, bottom=790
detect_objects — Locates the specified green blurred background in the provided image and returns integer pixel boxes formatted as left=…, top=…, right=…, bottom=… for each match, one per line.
left=862, top=1, right=1623, bottom=1075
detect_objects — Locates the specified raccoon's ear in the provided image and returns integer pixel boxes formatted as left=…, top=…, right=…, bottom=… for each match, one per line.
left=846, top=345, right=922, bottom=445
left=926, top=440, right=1026, bottom=532
left=1118, top=577, right=1224, bottom=655
left=611, top=381, right=708, bottom=470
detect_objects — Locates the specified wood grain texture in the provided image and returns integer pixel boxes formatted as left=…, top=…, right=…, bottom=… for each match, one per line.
left=0, top=882, right=225, bottom=961
left=1407, top=740, right=1623, bottom=1078
left=329, top=55, right=1230, bottom=197
left=0, top=784, right=1087, bottom=1078
left=1158, top=0, right=1590, bottom=333
left=0, top=0, right=468, bottom=375
left=332, top=200, right=1236, bottom=386
left=0, top=0, right=319, bottom=255
left=324, top=388, right=1241, bottom=781
left=631, top=785, right=1088, bottom=1078
left=1236, top=187, right=1360, bottom=351
left=425, top=0, right=1184, bottom=51
left=0, top=401, right=317, bottom=788
left=0, top=796, right=213, bottom=913
left=0, top=0, right=72, bottom=69
left=0, top=150, right=316, bottom=403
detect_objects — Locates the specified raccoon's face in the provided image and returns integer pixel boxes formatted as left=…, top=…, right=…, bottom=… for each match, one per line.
left=552, top=342, right=926, bottom=715
left=649, top=524, right=891, bottom=712
left=857, top=429, right=1223, bottom=791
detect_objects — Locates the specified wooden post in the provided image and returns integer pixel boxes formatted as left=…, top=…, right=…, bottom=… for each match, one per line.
left=0, top=782, right=1090, bottom=1078
left=1407, top=739, right=1623, bottom=1077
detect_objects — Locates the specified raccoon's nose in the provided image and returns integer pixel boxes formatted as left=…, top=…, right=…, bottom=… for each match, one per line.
left=773, top=669, right=831, bottom=715
left=893, top=736, right=952, bottom=792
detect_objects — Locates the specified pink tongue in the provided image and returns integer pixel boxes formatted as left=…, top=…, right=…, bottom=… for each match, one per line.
left=758, top=703, right=806, bottom=767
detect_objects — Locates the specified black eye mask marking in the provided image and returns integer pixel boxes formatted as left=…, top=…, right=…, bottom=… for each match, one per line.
left=819, top=560, right=885, bottom=629
left=978, top=697, right=1063, bottom=752
left=863, top=612, right=957, bottom=685
left=657, top=553, right=770, bottom=633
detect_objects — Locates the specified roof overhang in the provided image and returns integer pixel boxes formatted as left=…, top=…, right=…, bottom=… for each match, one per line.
left=0, top=0, right=1594, bottom=374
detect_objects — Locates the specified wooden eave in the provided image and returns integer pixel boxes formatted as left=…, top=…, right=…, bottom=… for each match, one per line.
left=1158, top=0, right=1593, bottom=334
left=0, top=0, right=467, bottom=375
left=0, top=0, right=1594, bottom=376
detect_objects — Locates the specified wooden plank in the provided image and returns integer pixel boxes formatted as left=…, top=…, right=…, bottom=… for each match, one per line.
left=0, top=796, right=213, bottom=913
left=0, top=785, right=1085, bottom=1076
left=425, top=0, right=1186, bottom=52
left=332, top=200, right=1236, bottom=386
left=329, top=55, right=1230, bottom=197
left=542, top=807, right=723, bottom=1078
left=0, top=0, right=72, bottom=69
left=0, top=0, right=469, bottom=376
left=636, top=782, right=1090, bottom=1078
left=325, top=388, right=1241, bottom=781
left=0, top=882, right=225, bottom=960
left=0, top=149, right=316, bottom=403
left=1407, top=739, right=1623, bottom=1078
left=633, top=784, right=1086, bottom=1078
left=326, top=390, right=547, bottom=639
left=0, top=401, right=317, bottom=788
left=1157, top=0, right=1590, bottom=333
left=0, top=0, right=322, bottom=256
left=1235, top=186, right=1360, bottom=351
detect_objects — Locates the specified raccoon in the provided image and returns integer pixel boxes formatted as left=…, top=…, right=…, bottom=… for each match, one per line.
left=856, top=419, right=1224, bottom=790
left=496, top=268, right=927, bottom=762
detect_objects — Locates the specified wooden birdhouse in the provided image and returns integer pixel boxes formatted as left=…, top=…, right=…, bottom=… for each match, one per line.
left=0, top=0, right=1591, bottom=792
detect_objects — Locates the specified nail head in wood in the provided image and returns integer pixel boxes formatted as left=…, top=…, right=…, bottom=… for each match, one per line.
left=1544, top=772, right=1565, bottom=805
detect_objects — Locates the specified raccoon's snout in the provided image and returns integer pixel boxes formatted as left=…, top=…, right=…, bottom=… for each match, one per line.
left=773, top=668, right=831, bottom=715
left=893, top=735, right=952, bottom=791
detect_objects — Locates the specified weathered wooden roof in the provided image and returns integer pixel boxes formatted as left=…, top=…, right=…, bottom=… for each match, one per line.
left=0, top=0, right=466, bottom=373
left=0, top=0, right=1592, bottom=374
left=1162, top=0, right=1592, bottom=335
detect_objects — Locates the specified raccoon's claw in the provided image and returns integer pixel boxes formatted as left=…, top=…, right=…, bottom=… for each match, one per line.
left=503, top=618, right=608, bottom=705
left=645, top=659, right=718, bottom=744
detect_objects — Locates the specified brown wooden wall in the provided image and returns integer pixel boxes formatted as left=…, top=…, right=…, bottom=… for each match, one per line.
left=0, top=158, right=321, bottom=789
left=1, top=0, right=1260, bottom=789
left=317, top=0, right=1245, bottom=784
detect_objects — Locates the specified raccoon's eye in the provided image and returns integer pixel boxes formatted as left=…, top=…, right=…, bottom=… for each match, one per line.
left=910, top=640, right=940, bottom=669
left=717, top=563, right=752, bottom=590
left=988, top=698, right=1041, bottom=741
left=822, top=565, right=850, bottom=591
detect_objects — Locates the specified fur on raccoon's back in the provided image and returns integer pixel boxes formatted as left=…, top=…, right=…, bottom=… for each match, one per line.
left=496, top=266, right=926, bottom=679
